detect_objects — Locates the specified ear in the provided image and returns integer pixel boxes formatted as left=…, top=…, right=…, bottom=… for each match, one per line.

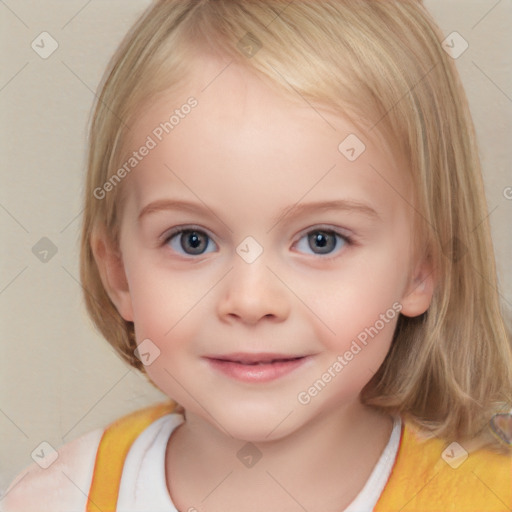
left=91, top=228, right=134, bottom=322
left=400, top=256, right=435, bottom=318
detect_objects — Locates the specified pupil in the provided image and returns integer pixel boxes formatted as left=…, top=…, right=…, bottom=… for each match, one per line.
left=315, top=233, right=327, bottom=247
left=308, top=231, right=335, bottom=254
left=182, top=230, right=207, bottom=254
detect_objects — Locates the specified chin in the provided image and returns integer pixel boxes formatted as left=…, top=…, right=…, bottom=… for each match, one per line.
left=205, top=399, right=303, bottom=443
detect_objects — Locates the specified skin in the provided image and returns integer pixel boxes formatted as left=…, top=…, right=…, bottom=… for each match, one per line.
left=94, top=54, right=433, bottom=511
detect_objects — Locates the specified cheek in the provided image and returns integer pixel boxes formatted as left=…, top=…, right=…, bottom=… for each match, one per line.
left=128, top=273, right=203, bottom=401
left=325, top=306, right=397, bottom=383
left=129, top=282, right=169, bottom=339
left=125, top=258, right=204, bottom=338
left=297, top=264, right=405, bottom=349
left=126, top=262, right=211, bottom=372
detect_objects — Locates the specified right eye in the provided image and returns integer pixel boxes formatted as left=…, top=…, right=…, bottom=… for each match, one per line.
left=164, top=228, right=218, bottom=256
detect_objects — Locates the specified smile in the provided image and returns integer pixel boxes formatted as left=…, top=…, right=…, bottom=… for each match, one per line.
left=204, top=353, right=311, bottom=383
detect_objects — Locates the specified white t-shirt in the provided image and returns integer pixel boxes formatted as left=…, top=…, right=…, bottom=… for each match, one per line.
left=2, top=413, right=401, bottom=511
left=117, top=413, right=401, bottom=512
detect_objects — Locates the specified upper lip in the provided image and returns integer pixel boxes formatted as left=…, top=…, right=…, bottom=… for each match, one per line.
left=205, top=353, right=308, bottom=364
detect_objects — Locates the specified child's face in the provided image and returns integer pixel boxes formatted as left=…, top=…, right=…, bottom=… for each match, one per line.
left=103, top=55, right=432, bottom=441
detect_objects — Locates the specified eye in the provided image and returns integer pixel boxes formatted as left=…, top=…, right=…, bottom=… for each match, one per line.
left=294, top=228, right=349, bottom=256
left=164, top=228, right=217, bottom=256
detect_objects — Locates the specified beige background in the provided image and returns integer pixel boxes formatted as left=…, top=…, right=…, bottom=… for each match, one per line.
left=1, top=0, right=511, bottom=492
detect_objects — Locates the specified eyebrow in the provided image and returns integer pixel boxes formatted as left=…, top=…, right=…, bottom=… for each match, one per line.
left=272, top=199, right=380, bottom=225
left=139, top=199, right=214, bottom=220
left=138, top=198, right=380, bottom=225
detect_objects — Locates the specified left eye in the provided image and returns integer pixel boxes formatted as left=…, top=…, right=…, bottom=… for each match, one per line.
left=165, top=229, right=217, bottom=256
left=294, top=229, right=348, bottom=256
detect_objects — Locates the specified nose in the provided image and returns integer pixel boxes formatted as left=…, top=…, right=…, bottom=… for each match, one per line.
left=216, top=257, right=291, bottom=325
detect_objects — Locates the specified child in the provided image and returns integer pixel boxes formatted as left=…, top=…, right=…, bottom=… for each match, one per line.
left=4, top=0, right=511, bottom=510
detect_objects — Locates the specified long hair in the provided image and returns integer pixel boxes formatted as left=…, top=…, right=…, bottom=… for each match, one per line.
left=80, top=0, right=512, bottom=449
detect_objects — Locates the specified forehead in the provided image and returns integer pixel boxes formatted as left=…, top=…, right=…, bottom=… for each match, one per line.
left=119, top=54, right=411, bottom=224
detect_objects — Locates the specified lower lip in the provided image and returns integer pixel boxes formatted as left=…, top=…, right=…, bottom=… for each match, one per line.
left=206, top=357, right=308, bottom=383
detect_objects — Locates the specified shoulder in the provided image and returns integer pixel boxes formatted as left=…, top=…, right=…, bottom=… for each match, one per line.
left=1, top=427, right=104, bottom=512
left=397, top=421, right=512, bottom=477
left=2, top=401, right=179, bottom=512
left=376, top=421, right=511, bottom=511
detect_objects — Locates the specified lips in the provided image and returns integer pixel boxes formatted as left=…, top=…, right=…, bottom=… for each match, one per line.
left=204, top=353, right=310, bottom=383
left=210, top=353, right=304, bottom=364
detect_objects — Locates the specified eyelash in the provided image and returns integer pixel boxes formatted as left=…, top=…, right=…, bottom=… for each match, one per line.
left=161, top=225, right=217, bottom=257
left=292, top=225, right=353, bottom=259
left=161, top=225, right=354, bottom=259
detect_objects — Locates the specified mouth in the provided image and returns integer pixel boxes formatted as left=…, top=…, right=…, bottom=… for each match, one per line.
left=204, top=353, right=311, bottom=383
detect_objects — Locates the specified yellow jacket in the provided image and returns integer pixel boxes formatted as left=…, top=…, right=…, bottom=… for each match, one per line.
left=86, top=402, right=511, bottom=512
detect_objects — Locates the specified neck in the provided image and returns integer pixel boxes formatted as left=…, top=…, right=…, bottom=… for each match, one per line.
left=166, top=401, right=394, bottom=512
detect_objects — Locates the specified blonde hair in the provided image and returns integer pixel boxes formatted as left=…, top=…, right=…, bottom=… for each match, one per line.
left=80, top=0, right=512, bottom=449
